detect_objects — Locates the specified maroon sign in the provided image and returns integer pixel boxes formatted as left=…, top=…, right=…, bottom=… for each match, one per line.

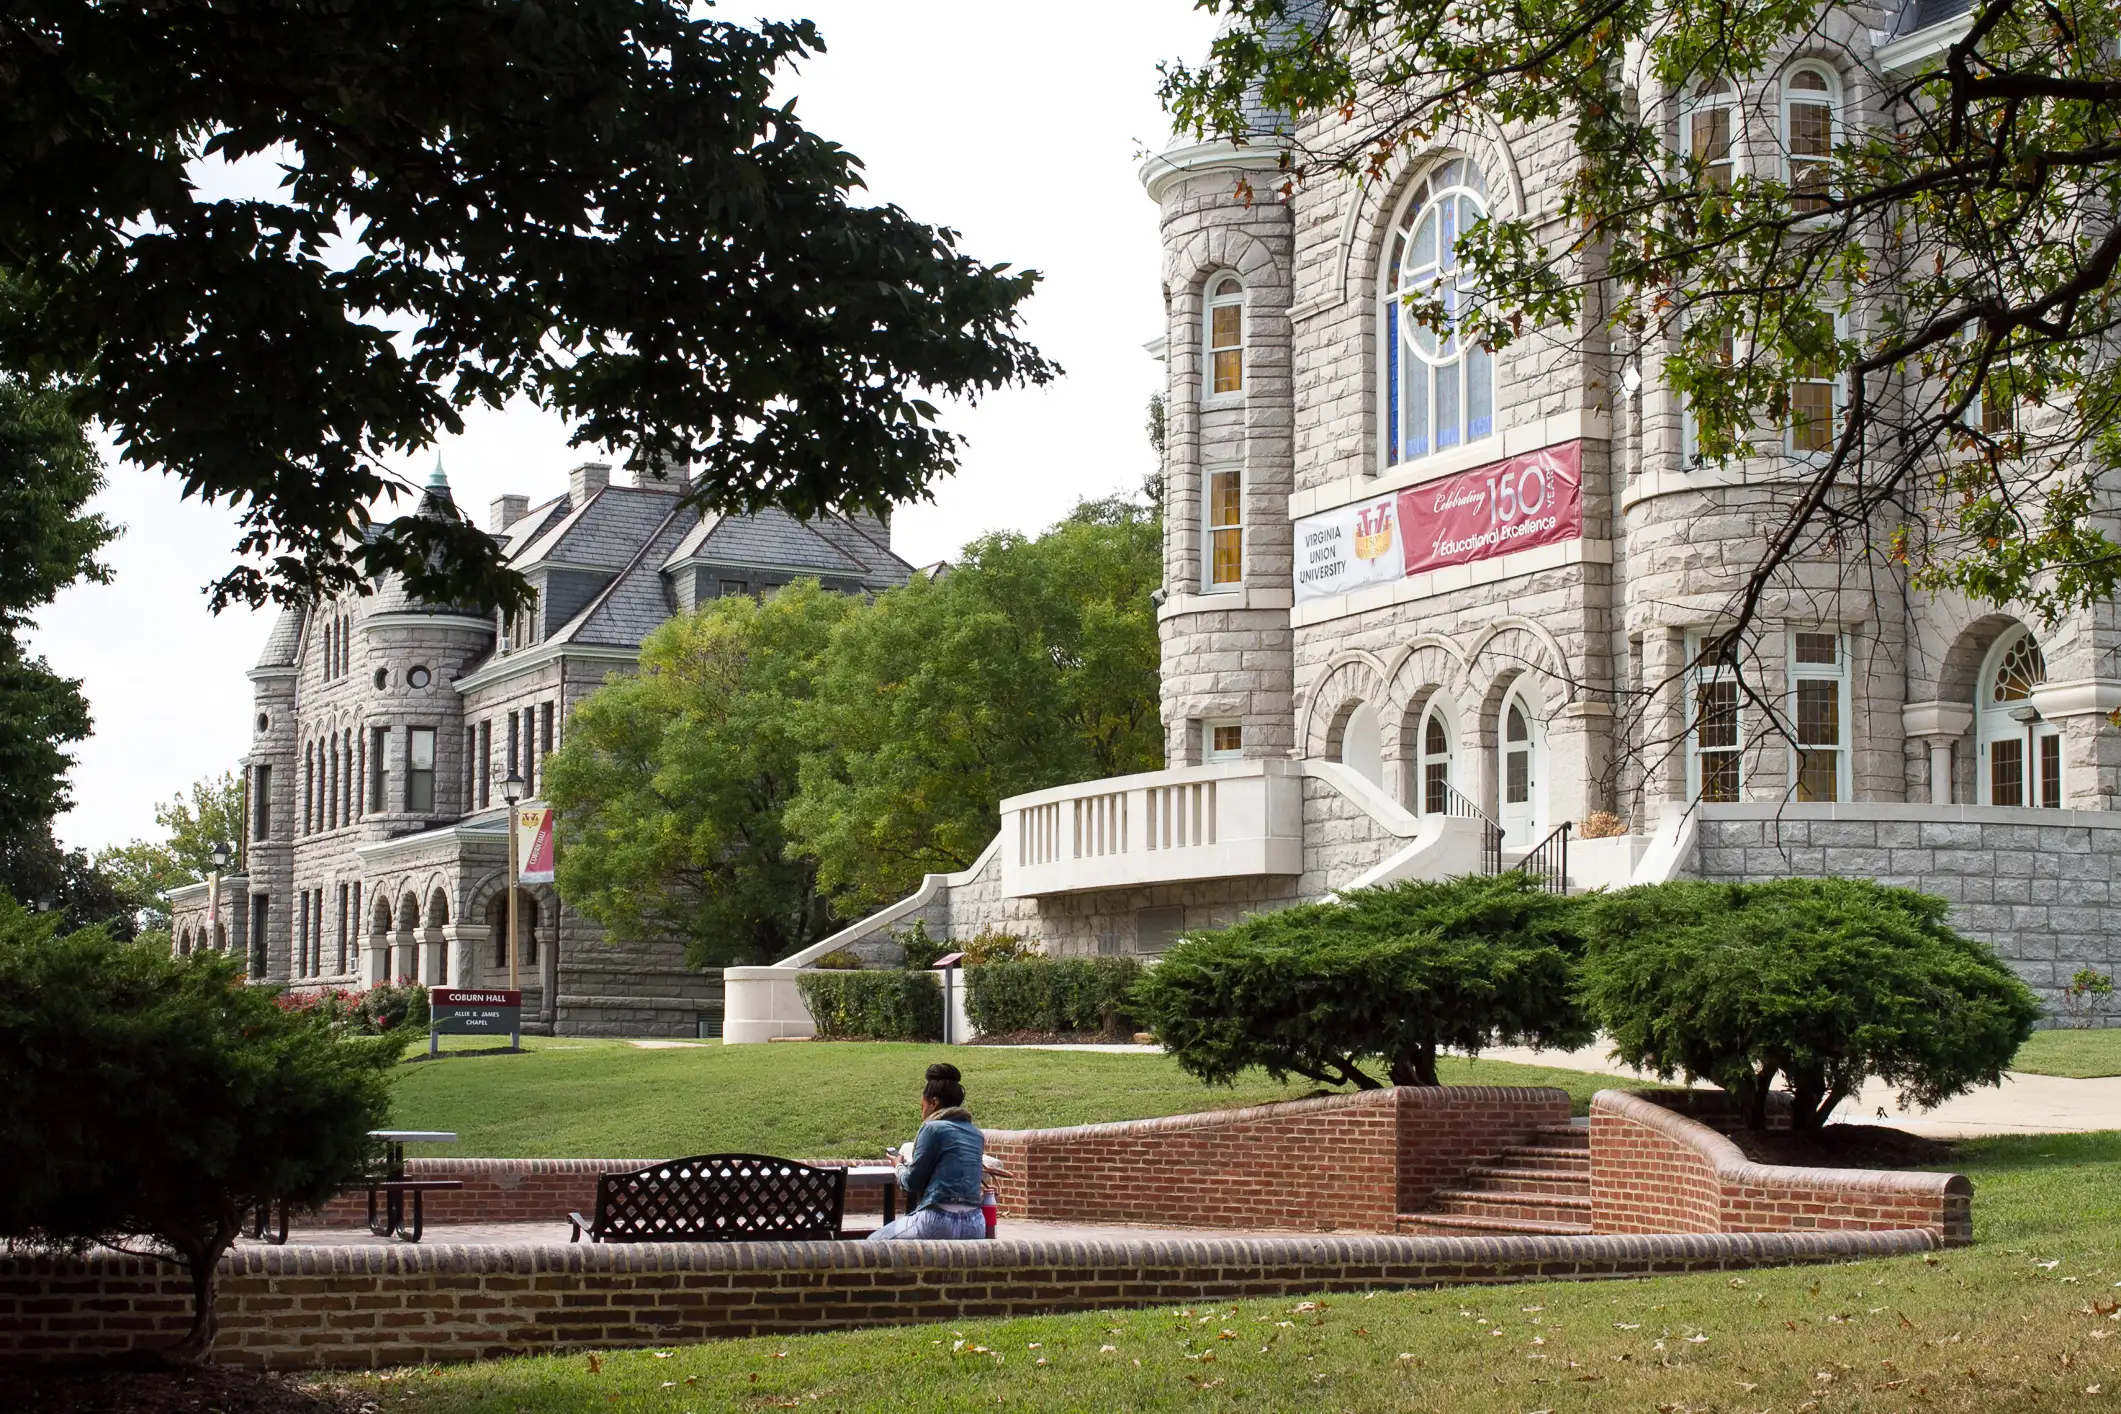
left=431, top=989, right=521, bottom=1008
left=1396, top=440, right=1583, bottom=577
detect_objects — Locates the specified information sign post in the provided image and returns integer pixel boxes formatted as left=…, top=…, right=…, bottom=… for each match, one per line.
left=428, top=988, right=524, bottom=1056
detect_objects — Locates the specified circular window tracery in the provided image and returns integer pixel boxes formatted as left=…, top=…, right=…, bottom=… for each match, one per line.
left=1990, top=635, right=2046, bottom=702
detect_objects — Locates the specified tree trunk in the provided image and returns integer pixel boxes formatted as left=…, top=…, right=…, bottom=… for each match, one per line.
left=163, top=1220, right=236, bottom=1365
left=1390, top=1040, right=1440, bottom=1087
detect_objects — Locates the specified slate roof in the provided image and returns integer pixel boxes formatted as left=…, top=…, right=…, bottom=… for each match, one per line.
left=550, top=506, right=698, bottom=648
left=1892, top=0, right=1972, bottom=35
left=255, top=605, right=307, bottom=670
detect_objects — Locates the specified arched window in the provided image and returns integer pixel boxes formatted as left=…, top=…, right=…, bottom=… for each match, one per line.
left=1685, top=78, right=1737, bottom=191
left=1382, top=159, right=1493, bottom=467
left=1416, top=700, right=1456, bottom=815
left=1782, top=66, right=1837, bottom=214
left=1498, top=687, right=1546, bottom=846
left=1977, top=626, right=2060, bottom=807
left=1206, top=276, right=1244, bottom=399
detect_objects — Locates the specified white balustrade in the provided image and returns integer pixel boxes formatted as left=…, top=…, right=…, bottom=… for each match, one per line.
left=1000, top=760, right=1303, bottom=898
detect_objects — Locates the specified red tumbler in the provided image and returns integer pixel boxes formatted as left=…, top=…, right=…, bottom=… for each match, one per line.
left=981, top=1188, right=998, bottom=1239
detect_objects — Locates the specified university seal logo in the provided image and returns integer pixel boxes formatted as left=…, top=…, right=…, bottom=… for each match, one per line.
left=1354, top=503, right=1396, bottom=561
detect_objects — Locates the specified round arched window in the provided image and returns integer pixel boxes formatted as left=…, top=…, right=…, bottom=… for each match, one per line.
left=407, top=665, right=432, bottom=690
left=1384, top=158, right=1493, bottom=467
left=1417, top=702, right=1456, bottom=815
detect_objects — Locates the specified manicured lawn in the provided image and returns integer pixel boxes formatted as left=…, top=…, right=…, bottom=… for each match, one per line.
left=389, top=1041, right=1636, bottom=1158
left=340, top=1130, right=2121, bottom=1414
left=2013, top=1027, right=2121, bottom=1078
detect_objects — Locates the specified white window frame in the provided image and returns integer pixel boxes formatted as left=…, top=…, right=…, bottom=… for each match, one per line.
left=1379, top=157, right=1495, bottom=471
left=1205, top=718, right=1244, bottom=762
left=1414, top=698, right=1457, bottom=817
left=1687, top=631, right=1744, bottom=803
left=1682, top=79, right=1738, bottom=191
left=1780, top=64, right=1839, bottom=218
left=1787, top=628, right=1851, bottom=803
left=1204, top=274, right=1244, bottom=404
left=1201, top=464, right=1244, bottom=592
left=1787, top=312, right=1847, bottom=458
left=1976, top=625, right=2060, bottom=808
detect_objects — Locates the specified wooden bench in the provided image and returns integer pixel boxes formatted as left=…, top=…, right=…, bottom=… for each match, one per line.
left=569, top=1154, right=852, bottom=1243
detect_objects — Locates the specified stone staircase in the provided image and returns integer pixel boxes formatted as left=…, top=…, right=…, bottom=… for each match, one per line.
left=1396, top=1118, right=1592, bottom=1237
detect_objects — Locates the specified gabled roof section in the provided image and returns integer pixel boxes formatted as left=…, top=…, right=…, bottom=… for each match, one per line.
left=513, top=483, right=684, bottom=573
left=500, top=496, right=571, bottom=560
left=255, top=605, right=307, bottom=670
left=810, top=515, right=914, bottom=588
left=547, top=505, right=696, bottom=649
left=1892, top=0, right=1971, bottom=36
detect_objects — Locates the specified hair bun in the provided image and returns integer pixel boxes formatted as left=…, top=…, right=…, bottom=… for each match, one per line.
left=925, top=1062, right=962, bottom=1084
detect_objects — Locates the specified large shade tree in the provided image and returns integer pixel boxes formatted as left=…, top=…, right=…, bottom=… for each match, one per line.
left=1167, top=0, right=2121, bottom=636
left=0, top=0, right=1055, bottom=612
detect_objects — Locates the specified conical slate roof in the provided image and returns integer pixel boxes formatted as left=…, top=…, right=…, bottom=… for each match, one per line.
left=254, top=605, right=307, bottom=670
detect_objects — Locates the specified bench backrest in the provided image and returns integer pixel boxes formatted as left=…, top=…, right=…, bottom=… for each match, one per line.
left=591, top=1153, right=847, bottom=1242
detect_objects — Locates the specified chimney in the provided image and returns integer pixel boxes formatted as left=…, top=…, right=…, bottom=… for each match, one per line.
left=568, top=461, right=611, bottom=506
left=489, top=494, right=530, bottom=533
left=635, top=451, right=693, bottom=497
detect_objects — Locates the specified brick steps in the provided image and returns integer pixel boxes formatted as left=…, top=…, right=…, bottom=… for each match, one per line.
left=1403, top=1119, right=1594, bottom=1237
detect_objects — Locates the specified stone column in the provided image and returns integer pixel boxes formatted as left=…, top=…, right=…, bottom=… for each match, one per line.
left=1901, top=702, right=1973, bottom=805
left=443, top=923, right=480, bottom=993
left=1548, top=702, right=1613, bottom=829
left=362, top=929, right=390, bottom=987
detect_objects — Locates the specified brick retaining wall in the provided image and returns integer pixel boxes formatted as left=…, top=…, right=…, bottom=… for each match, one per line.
left=1589, top=1091, right=1973, bottom=1244
left=982, top=1086, right=1572, bottom=1231
left=0, top=1228, right=1939, bottom=1369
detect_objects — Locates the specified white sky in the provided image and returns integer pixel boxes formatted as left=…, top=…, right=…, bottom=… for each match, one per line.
left=27, top=2, right=1219, bottom=857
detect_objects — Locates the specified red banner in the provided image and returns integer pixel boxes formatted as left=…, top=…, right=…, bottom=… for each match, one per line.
left=1396, top=441, right=1583, bottom=576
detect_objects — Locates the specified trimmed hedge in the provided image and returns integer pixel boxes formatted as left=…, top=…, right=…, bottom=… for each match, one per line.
left=965, top=956, right=1143, bottom=1038
left=797, top=969, right=942, bottom=1042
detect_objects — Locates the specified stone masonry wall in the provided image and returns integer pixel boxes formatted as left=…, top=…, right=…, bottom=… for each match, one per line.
left=1690, top=804, right=2121, bottom=1008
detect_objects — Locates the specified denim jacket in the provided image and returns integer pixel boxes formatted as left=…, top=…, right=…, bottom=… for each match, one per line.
left=899, top=1107, right=985, bottom=1212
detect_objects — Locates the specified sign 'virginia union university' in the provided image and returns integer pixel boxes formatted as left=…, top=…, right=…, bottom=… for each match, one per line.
left=1293, top=441, right=1583, bottom=604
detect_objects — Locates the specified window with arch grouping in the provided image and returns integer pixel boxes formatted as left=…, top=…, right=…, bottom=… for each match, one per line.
left=1783, top=66, right=1838, bottom=214
left=1383, top=158, right=1493, bottom=468
left=1205, top=276, right=1244, bottom=398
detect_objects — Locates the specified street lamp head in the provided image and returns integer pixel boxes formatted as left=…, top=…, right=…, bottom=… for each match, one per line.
left=209, top=840, right=233, bottom=871
left=500, top=770, right=526, bottom=805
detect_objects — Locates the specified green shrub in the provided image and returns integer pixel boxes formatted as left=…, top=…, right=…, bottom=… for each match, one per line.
left=959, top=928, right=1036, bottom=965
left=350, top=982, right=429, bottom=1034
left=965, top=956, right=1143, bottom=1037
left=0, top=892, right=403, bottom=1361
left=1581, top=877, right=2042, bottom=1131
left=810, top=948, right=864, bottom=970
left=1134, top=872, right=1591, bottom=1089
left=892, top=918, right=946, bottom=971
left=798, top=968, right=942, bottom=1041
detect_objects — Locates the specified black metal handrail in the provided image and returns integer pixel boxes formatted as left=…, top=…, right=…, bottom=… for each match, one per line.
left=1443, top=784, right=1505, bottom=876
left=1521, top=820, right=1573, bottom=894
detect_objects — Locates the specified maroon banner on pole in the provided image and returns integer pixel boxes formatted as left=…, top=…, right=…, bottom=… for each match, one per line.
left=1395, top=440, right=1583, bottom=577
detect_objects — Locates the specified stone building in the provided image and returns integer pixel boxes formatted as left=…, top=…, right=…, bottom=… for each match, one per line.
left=170, top=459, right=911, bottom=1036
left=724, top=0, right=2121, bottom=1039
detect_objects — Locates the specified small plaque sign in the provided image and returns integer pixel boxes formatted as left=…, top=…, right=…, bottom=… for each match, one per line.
left=430, top=988, right=523, bottom=1036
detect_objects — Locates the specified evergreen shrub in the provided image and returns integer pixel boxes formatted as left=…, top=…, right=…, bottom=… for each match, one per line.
left=1133, top=873, right=1591, bottom=1088
left=798, top=968, right=943, bottom=1041
left=965, top=956, right=1143, bottom=1037
left=1581, top=877, right=2042, bottom=1130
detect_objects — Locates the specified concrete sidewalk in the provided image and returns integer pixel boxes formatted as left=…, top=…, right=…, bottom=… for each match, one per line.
left=1479, top=1041, right=2121, bottom=1138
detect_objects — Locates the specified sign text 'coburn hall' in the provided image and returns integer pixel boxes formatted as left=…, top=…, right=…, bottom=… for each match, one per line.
left=1293, top=441, right=1584, bottom=604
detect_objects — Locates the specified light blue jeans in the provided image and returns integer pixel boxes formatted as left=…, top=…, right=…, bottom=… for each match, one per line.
left=866, top=1206, right=986, bottom=1241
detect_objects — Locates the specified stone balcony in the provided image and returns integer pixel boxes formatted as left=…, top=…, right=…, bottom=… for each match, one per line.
left=999, top=759, right=1306, bottom=898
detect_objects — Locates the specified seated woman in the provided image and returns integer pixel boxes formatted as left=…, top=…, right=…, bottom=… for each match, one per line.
left=868, top=1062, right=986, bottom=1241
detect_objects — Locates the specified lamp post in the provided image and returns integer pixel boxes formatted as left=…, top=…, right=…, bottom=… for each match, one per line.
left=500, top=770, right=526, bottom=992
left=208, top=840, right=232, bottom=955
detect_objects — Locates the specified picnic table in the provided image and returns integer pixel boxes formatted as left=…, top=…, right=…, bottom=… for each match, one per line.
left=362, top=1129, right=462, bottom=1241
